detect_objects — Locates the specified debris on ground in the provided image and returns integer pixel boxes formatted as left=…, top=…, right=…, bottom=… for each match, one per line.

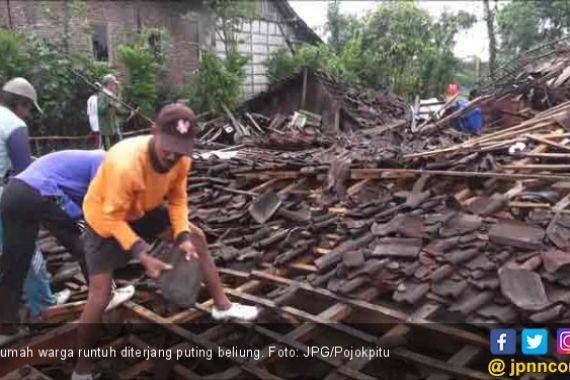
left=6, top=44, right=570, bottom=379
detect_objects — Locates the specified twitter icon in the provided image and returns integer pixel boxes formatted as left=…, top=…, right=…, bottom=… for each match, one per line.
left=522, top=329, right=548, bottom=355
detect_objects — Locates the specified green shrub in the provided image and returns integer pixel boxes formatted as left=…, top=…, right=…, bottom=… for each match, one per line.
left=265, top=40, right=361, bottom=86
left=189, top=49, right=248, bottom=113
left=0, top=29, right=113, bottom=141
left=0, top=31, right=32, bottom=82
left=116, top=44, right=159, bottom=117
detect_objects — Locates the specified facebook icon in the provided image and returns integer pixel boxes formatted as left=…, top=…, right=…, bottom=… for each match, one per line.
left=490, top=329, right=516, bottom=355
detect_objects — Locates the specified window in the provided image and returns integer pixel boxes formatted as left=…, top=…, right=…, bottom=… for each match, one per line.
left=92, top=24, right=109, bottom=61
left=148, top=31, right=161, bottom=59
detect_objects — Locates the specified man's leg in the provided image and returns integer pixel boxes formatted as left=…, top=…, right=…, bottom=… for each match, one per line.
left=0, top=182, right=41, bottom=325
left=40, top=198, right=89, bottom=284
left=187, top=223, right=231, bottom=309
left=101, top=135, right=110, bottom=150
left=24, top=250, right=57, bottom=319
left=74, top=226, right=132, bottom=377
left=75, top=271, right=113, bottom=375
left=132, top=208, right=231, bottom=309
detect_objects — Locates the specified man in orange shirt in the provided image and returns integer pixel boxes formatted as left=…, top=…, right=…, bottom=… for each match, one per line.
left=73, top=103, right=258, bottom=380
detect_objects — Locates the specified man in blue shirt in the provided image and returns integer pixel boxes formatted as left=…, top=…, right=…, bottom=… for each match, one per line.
left=0, top=150, right=108, bottom=333
left=0, top=78, right=72, bottom=325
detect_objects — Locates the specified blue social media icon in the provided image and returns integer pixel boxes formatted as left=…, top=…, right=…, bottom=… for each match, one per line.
left=522, top=328, right=548, bottom=355
left=490, top=329, right=516, bottom=355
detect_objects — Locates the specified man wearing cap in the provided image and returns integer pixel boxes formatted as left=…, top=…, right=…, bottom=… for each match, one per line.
left=98, top=74, right=128, bottom=150
left=0, top=77, right=41, bottom=173
left=0, top=78, right=71, bottom=337
left=73, top=103, right=258, bottom=380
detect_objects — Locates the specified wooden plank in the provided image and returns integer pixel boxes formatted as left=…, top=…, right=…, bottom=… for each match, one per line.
left=224, top=288, right=374, bottom=344
left=0, top=323, right=78, bottom=377
left=119, top=359, right=154, bottom=380
left=426, top=345, right=482, bottom=380
left=218, top=268, right=251, bottom=280
left=249, top=271, right=488, bottom=347
left=277, top=179, right=306, bottom=196
left=500, top=164, right=570, bottom=171
left=509, top=202, right=551, bottom=209
left=249, top=178, right=282, bottom=194
left=122, top=302, right=283, bottom=380
left=347, top=179, right=371, bottom=197
left=527, top=133, right=570, bottom=152
left=350, top=168, right=570, bottom=181
left=519, top=152, right=570, bottom=159
left=223, top=286, right=488, bottom=380
left=39, top=301, right=86, bottom=321
left=554, top=192, right=570, bottom=212
left=166, top=280, right=262, bottom=323
left=390, top=347, right=488, bottom=380
left=0, top=366, right=53, bottom=380
left=326, top=303, right=441, bottom=380
left=123, top=335, right=203, bottom=380
left=251, top=325, right=376, bottom=380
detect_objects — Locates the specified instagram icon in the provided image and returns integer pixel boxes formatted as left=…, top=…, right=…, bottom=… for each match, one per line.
left=558, top=329, right=570, bottom=354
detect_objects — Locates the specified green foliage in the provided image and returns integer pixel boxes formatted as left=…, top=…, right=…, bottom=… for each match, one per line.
left=206, top=0, right=258, bottom=52
left=25, top=34, right=113, bottom=137
left=495, top=0, right=570, bottom=63
left=116, top=46, right=158, bottom=117
left=266, top=38, right=362, bottom=87
left=266, top=1, right=475, bottom=99
left=0, top=29, right=112, bottom=140
left=116, top=28, right=167, bottom=116
left=0, top=31, right=32, bottom=83
left=188, top=0, right=252, bottom=112
left=190, top=50, right=248, bottom=112
left=326, top=1, right=362, bottom=53
left=496, top=1, right=542, bottom=60
left=420, top=11, right=477, bottom=97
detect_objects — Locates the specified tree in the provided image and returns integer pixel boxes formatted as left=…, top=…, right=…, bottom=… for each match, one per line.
left=421, top=11, right=477, bottom=96
left=0, top=29, right=112, bottom=143
left=325, top=1, right=362, bottom=53
left=187, top=0, right=254, bottom=112
left=496, top=1, right=541, bottom=60
left=205, top=0, right=257, bottom=56
left=497, top=1, right=570, bottom=61
left=265, top=38, right=362, bottom=86
left=483, top=0, right=497, bottom=79
left=266, top=1, right=475, bottom=99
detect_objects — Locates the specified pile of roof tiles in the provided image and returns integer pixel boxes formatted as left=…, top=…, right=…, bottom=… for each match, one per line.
left=36, top=44, right=570, bottom=326
left=187, top=54, right=570, bottom=323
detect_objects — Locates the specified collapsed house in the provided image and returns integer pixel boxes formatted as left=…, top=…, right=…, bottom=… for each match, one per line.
left=4, top=43, right=570, bottom=379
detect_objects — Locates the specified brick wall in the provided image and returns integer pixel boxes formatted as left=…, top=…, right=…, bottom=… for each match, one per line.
left=0, top=0, right=310, bottom=93
left=0, top=0, right=209, bottom=86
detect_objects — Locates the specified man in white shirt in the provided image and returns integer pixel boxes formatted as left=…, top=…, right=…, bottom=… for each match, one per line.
left=86, top=93, right=100, bottom=149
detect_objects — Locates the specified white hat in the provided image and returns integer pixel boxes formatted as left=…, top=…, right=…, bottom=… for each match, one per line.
left=102, top=74, right=119, bottom=85
left=2, top=77, right=43, bottom=114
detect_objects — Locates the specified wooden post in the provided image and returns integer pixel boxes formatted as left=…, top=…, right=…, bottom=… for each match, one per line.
left=301, top=67, right=308, bottom=110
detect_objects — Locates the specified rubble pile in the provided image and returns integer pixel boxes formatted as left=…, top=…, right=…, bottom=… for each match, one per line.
left=198, top=109, right=332, bottom=149
left=197, top=68, right=411, bottom=150
left=38, top=53, right=570, bottom=327
left=184, top=60, right=570, bottom=324
left=491, top=39, right=570, bottom=110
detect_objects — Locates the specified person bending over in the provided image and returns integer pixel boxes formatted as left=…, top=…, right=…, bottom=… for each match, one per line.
left=0, top=150, right=135, bottom=339
left=73, top=103, right=258, bottom=380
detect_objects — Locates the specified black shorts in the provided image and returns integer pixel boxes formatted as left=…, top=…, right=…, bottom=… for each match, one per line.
left=83, top=206, right=170, bottom=275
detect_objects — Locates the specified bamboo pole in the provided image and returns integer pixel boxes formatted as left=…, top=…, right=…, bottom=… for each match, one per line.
left=526, top=134, right=570, bottom=152
left=499, top=164, right=570, bottom=171
left=349, top=168, right=570, bottom=181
